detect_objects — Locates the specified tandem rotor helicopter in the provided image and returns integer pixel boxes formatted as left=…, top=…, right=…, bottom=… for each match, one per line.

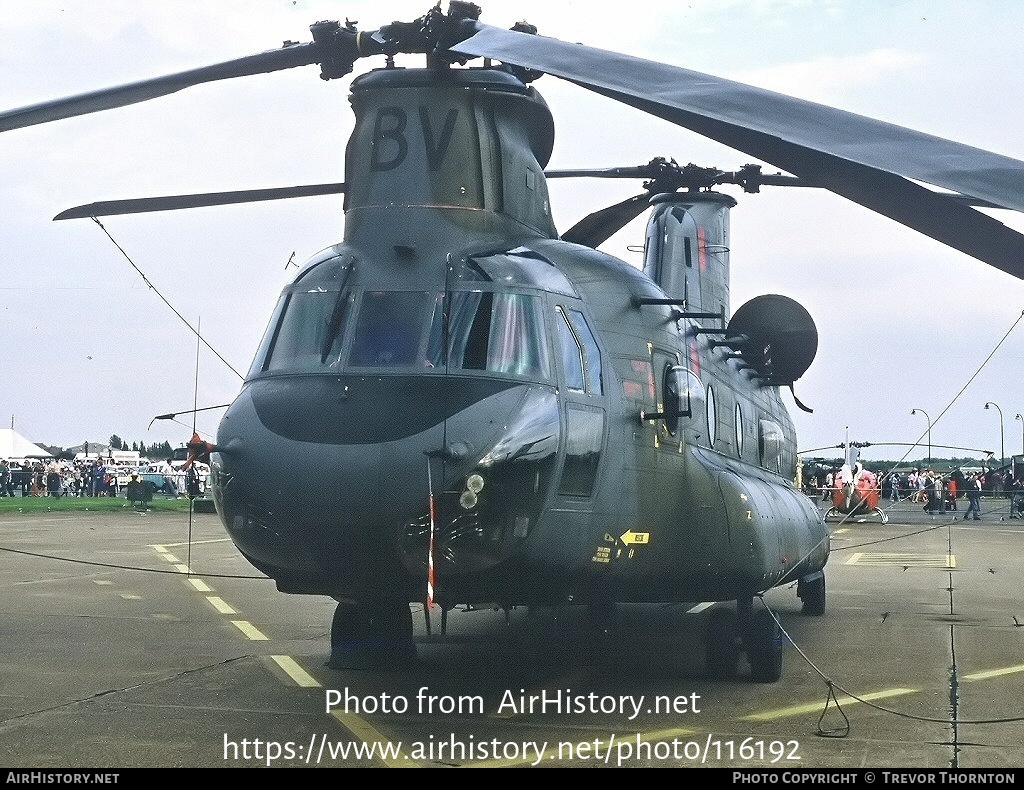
left=6, top=3, right=1024, bottom=684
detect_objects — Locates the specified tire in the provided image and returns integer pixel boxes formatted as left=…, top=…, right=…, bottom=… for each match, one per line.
left=328, top=599, right=416, bottom=670
left=799, top=573, right=826, bottom=616
left=705, top=608, right=740, bottom=679
left=748, top=608, right=783, bottom=683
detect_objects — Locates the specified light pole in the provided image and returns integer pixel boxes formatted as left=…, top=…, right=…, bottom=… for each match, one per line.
left=984, top=402, right=1005, bottom=468
left=911, top=408, right=931, bottom=465
left=1016, top=413, right=1023, bottom=456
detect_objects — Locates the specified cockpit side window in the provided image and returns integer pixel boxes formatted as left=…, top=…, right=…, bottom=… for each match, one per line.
left=555, top=305, right=603, bottom=394
left=429, top=290, right=551, bottom=378
left=567, top=308, right=603, bottom=395
left=555, top=307, right=585, bottom=392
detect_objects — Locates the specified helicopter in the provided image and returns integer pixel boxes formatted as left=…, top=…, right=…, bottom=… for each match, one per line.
left=818, top=442, right=889, bottom=525
left=6, top=3, right=1024, bottom=684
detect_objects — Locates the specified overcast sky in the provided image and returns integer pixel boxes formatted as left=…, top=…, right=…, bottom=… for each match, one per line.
left=3, top=0, right=1023, bottom=463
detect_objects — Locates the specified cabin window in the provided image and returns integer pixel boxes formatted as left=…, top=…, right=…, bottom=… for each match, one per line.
left=706, top=385, right=718, bottom=447
left=759, top=419, right=785, bottom=471
left=734, top=403, right=744, bottom=457
left=662, top=365, right=704, bottom=436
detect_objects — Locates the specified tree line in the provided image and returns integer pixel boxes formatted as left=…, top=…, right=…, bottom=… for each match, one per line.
left=108, top=435, right=174, bottom=459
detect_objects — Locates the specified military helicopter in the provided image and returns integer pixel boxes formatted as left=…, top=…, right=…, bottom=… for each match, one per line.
left=6, top=3, right=1024, bottom=684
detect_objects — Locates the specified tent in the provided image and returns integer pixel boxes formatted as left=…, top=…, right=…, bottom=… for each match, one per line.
left=0, top=428, right=53, bottom=459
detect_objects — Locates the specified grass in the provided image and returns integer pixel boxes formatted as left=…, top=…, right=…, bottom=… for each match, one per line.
left=0, top=494, right=197, bottom=514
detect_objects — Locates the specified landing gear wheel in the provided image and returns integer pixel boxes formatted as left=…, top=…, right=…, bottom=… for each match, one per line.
left=798, top=572, right=826, bottom=616
left=746, top=608, right=783, bottom=683
left=328, top=599, right=417, bottom=670
left=705, top=608, right=740, bottom=679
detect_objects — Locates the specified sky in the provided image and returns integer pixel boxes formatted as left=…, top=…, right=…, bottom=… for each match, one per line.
left=2, top=0, right=1023, bottom=463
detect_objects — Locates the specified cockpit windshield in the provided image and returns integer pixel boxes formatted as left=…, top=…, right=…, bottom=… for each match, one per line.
left=350, top=291, right=431, bottom=367
left=262, top=287, right=353, bottom=373
left=260, top=287, right=551, bottom=381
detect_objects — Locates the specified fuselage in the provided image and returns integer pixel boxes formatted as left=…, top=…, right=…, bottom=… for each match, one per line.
left=210, top=64, right=828, bottom=608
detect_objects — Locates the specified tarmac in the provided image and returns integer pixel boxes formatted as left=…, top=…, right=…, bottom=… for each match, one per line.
left=1, top=500, right=1022, bottom=768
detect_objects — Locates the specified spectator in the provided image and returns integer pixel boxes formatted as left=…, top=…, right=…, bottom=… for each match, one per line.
left=963, top=473, right=983, bottom=521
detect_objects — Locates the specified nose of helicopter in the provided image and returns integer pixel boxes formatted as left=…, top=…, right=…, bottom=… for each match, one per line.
left=211, top=376, right=559, bottom=602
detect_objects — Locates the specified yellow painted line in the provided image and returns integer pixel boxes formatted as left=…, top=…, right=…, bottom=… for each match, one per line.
left=742, top=688, right=918, bottom=721
left=330, top=711, right=414, bottom=768
left=231, top=620, right=268, bottom=640
left=467, top=727, right=695, bottom=768
left=207, top=595, right=237, bottom=615
left=119, top=593, right=142, bottom=600
left=93, top=579, right=114, bottom=586
left=174, top=564, right=191, bottom=574
left=845, top=552, right=954, bottom=568
left=156, top=538, right=232, bottom=548
left=963, top=664, right=1024, bottom=682
left=163, top=553, right=180, bottom=564
left=188, top=578, right=213, bottom=593
left=152, top=545, right=168, bottom=553
left=271, top=655, right=321, bottom=688
left=833, top=528, right=850, bottom=534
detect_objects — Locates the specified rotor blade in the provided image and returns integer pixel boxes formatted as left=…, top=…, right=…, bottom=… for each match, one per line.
left=545, top=166, right=661, bottom=180
left=0, top=43, right=320, bottom=133
left=561, top=193, right=650, bottom=248
left=453, top=26, right=1024, bottom=278
left=54, top=182, right=345, bottom=220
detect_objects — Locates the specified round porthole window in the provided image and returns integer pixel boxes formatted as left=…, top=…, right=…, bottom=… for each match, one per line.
left=706, top=385, right=717, bottom=447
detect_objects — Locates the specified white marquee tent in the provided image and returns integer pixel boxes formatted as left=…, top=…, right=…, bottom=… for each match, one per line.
left=0, top=428, right=53, bottom=460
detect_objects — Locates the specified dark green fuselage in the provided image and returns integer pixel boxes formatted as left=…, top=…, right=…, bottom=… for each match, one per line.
left=211, top=66, right=828, bottom=609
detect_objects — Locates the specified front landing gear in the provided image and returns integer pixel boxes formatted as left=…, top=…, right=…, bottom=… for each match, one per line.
left=704, top=599, right=784, bottom=683
left=328, top=599, right=417, bottom=670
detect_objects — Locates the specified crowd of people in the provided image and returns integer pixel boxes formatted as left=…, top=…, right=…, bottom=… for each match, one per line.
left=0, top=457, right=187, bottom=498
left=807, top=465, right=1024, bottom=520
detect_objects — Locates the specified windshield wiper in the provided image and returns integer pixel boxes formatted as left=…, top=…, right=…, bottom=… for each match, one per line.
left=320, top=260, right=355, bottom=364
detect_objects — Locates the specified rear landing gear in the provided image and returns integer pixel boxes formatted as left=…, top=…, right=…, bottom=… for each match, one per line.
left=328, top=599, right=417, bottom=670
left=798, top=571, right=826, bottom=616
left=705, top=598, right=784, bottom=683
left=705, top=608, right=740, bottom=679
left=746, top=607, right=783, bottom=683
